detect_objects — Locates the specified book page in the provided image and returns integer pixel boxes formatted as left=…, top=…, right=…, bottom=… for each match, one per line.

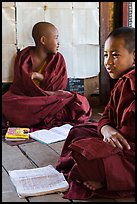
left=29, top=124, right=73, bottom=144
left=9, top=165, right=69, bottom=198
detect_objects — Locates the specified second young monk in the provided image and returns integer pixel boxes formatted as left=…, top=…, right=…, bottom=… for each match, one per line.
left=2, top=22, right=92, bottom=129
left=56, top=27, right=135, bottom=200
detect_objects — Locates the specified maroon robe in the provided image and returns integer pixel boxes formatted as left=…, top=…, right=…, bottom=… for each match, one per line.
left=56, top=68, right=135, bottom=200
left=2, top=46, right=92, bottom=129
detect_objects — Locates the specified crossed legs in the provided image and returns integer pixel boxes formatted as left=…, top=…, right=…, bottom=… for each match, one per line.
left=69, top=152, right=106, bottom=191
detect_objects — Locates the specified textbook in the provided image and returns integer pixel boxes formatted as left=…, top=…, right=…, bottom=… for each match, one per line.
left=8, top=165, right=69, bottom=198
left=29, top=124, right=73, bottom=144
left=5, top=127, right=30, bottom=141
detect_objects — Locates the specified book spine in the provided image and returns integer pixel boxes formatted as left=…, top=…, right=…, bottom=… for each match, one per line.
left=5, top=135, right=29, bottom=139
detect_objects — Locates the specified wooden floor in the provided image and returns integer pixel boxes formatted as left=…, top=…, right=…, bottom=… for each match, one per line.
left=2, top=106, right=135, bottom=202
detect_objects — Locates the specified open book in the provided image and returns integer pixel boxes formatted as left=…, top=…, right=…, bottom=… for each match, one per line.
left=8, top=165, right=69, bottom=198
left=29, top=124, right=73, bottom=144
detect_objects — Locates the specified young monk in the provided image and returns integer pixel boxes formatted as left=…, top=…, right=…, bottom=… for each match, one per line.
left=2, top=22, right=91, bottom=129
left=56, top=27, right=135, bottom=200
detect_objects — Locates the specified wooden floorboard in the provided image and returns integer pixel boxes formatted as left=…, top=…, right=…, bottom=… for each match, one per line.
left=18, top=141, right=59, bottom=168
left=2, top=140, right=72, bottom=202
left=2, top=106, right=135, bottom=202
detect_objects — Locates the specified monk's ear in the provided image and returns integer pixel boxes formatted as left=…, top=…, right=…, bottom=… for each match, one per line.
left=40, top=36, right=47, bottom=45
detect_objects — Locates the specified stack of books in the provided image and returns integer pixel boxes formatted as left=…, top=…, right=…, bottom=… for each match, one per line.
left=5, top=127, right=30, bottom=141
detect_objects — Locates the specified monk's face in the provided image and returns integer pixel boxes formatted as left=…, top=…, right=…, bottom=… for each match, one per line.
left=104, top=37, right=135, bottom=79
left=42, top=26, right=59, bottom=54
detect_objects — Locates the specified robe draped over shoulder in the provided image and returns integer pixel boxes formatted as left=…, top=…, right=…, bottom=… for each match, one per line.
left=2, top=46, right=92, bottom=128
left=56, top=69, right=135, bottom=200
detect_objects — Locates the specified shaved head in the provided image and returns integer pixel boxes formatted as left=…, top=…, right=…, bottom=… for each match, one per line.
left=32, top=22, right=57, bottom=45
left=106, top=27, right=135, bottom=53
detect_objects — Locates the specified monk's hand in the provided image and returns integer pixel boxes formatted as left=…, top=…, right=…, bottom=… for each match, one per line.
left=45, top=90, right=72, bottom=96
left=101, top=125, right=131, bottom=150
left=31, top=72, right=44, bottom=81
left=55, top=90, right=72, bottom=96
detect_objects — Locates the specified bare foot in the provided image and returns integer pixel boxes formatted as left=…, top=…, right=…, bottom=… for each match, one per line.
left=83, top=180, right=104, bottom=191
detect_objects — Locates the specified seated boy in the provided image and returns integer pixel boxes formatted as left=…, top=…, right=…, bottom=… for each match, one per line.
left=56, top=27, right=135, bottom=200
left=2, top=22, right=92, bottom=129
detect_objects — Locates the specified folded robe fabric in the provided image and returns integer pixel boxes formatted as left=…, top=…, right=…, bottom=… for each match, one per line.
left=2, top=46, right=92, bottom=129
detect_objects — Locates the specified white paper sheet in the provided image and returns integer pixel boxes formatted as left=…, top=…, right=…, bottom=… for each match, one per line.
left=44, top=8, right=73, bottom=44
left=29, top=124, right=73, bottom=144
left=16, top=7, right=44, bottom=45
left=59, top=43, right=74, bottom=77
left=73, top=44, right=100, bottom=78
left=2, top=44, right=17, bottom=82
left=2, top=7, right=16, bottom=44
left=16, top=2, right=73, bottom=9
left=45, top=2, right=73, bottom=9
left=72, top=2, right=99, bottom=9
left=73, top=9, right=99, bottom=44
left=2, top=2, right=15, bottom=7
left=16, top=2, right=44, bottom=7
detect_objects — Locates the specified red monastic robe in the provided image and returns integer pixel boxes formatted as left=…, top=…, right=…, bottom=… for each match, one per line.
left=2, top=46, right=92, bottom=129
left=56, top=68, right=135, bottom=200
